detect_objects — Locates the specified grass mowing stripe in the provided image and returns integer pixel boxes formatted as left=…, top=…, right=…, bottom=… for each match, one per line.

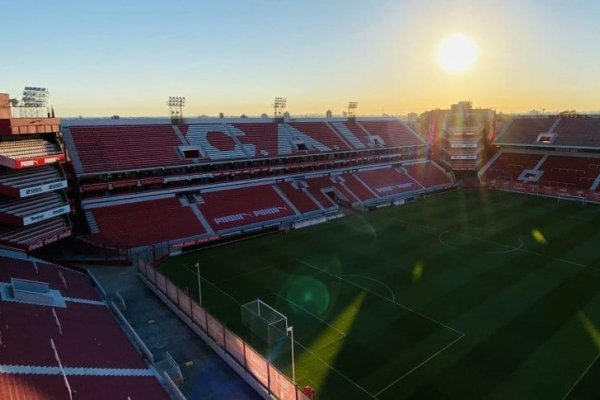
left=374, top=332, right=465, bottom=397
left=561, top=352, right=600, bottom=400
left=297, top=259, right=465, bottom=337
left=272, top=292, right=346, bottom=336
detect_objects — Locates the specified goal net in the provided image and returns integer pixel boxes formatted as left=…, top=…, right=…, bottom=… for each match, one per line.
left=241, top=299, right=288, bottom=344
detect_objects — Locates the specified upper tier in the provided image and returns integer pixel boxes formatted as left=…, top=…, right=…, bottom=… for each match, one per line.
left=496, top=116, right=600, bottom=148
left=64, top=119, right=425, bottom=175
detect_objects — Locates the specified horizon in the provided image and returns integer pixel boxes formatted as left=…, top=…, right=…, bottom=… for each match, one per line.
left=4, top=0, right=600, bottom=117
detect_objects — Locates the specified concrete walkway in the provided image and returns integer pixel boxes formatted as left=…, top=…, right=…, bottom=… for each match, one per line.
left=89, top=265, right=259, bottom=400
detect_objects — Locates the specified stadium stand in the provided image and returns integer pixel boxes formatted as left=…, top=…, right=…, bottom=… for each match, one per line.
left=233, top=122, right=281, bottom=158
left=68, top=124, right=189, bottom=173
left=359, top=120, right=424, bottom=147
left=0, top=165, right=65, bottom=198
left=88, top=197, right=207, bottom=248
left=199, top=185, right=296, bottom=231
left=495, top=117, right=558, bottom=145
left=481, top=152, right=544, bottom=181
left=287, top=122, right=351, bottom=151
left=340, top=173, right=378, bottom=201
left=277, top=181, right=322, bottom=213
left=0, top=93, right=72, bottom=251
left=0, top=252, right=169, bottom=399
left=355, top=167, right=421, bottom=196
left=553, top=117, right=600, bottom=147
left=538, top=155, right=600, bottom=189
left=403, top=161, right=454, bottom=188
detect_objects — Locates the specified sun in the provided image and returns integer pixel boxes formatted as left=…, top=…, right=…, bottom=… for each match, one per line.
left=437, top=33, right=478, bottom=74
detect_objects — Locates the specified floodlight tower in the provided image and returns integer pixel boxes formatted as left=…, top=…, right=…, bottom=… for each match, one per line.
left=273, top=97, right=287, bottom=122
left=19, top=87, right=50, bottom=118
left=168, top=96, right=186, bottom=125
left=347, top=101, right=358, bottom=122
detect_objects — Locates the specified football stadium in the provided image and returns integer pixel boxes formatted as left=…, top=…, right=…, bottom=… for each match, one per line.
left=2, top=1, right=600, bottom=399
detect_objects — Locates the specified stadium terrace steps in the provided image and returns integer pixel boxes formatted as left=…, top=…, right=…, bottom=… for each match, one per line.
left=356, top=167, right=421, bottom=196
left=304, top=176, right=346, bottom=207
left=340, top=174, right=378, bottom=201
left=0, top=253, right=168, bottom=400
left=0, top=139, right=61, bottom=160
left=358, top=120, right=424, bottom=147
left=0, top=165, right=64, bottom=198
left=330, top=122, right=366, bottom=149
left=281, top=123, right=331, bottom=153
left=537, top=155, right=600, bottom=189
left=198, top=185, right=296, bottom=231
left=0, top=217, right=71, bottom=250
left=403, top=161, right=453, bottom=188
left=272, top=184, right=301, bottom=215
left=496, top=117, right=557, bottom=145
left=481, top=152, right=544, bottom=181
left=69, top=124, right=189, bottom=173
left=287, top=122, right=351, bottom=151
left=90, top=197, right=207, bottom=248
left=497, top=116, right=600, bottom=148
left=0, top=192, right=69, bottom=226
left=189, top=203, right=216, bottom=234
left=0, top=256, right=99, bottom=301
left=277, top=182, right=322, bottom=213
left=0, top=374, right=169, bottom=400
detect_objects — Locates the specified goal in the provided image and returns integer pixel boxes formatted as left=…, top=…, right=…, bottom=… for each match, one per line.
left=241, top=299, right=288, bottom=344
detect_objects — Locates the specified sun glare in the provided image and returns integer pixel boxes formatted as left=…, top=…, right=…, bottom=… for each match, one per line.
left=437, top=33, right=478, bottom=74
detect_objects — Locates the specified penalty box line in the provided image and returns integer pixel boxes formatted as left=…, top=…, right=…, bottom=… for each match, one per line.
left=297, top=259, right=465, bottom=338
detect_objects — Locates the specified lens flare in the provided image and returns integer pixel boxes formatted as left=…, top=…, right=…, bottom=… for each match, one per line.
left=412, top=261, right=424, bottom=283
left=531, top=229, right=548, bottom=245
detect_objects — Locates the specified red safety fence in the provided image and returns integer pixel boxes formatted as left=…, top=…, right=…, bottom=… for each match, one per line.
left=137, top=259, right=314, bottom=400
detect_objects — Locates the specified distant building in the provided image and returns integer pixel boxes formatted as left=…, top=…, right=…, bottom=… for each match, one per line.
left=419, top=101, right=497, bottom=172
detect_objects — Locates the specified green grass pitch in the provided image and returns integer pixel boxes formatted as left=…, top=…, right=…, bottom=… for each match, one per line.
left=159, top=190, right=600, bottom=399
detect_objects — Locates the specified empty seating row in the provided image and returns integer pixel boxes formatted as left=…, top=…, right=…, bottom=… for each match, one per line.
left=199, top=185, right=295, bottom=231
left=482, top=152, right=543, bottom=181
left=287, top=122, right=351, bottom=151
left=0, top=374, right=168, bottom=400
left=0, top=255, right=98, bottom=301
left=538, top=155, right=600, bottom=189
left=90, top=197, right=206, bottom=248
left=403, top=161, right=453, bottom=188
left=68, top=125, right=189, bottom=173
left=496, top=117, right=557, bottom=145
left=0, top=139, right=61, bottom=159
left=355, top=167, right=420, bottom=196
left=0, top=165, right=64, bottom=197
left=0, top=192, right=68, bottom=226
left=233, top=123, right=280, bottom=158
left=0, top=216, right=71, bottom=250
left=277, top=182, right=322, bottom=213
left=359, top=120, right=424, bottom=147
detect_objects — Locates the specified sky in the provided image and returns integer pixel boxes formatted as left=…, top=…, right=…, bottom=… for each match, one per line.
left=2, top=0, right=600, bottom=117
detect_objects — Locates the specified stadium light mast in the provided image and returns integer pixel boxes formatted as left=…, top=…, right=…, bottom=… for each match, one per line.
left=347, top=101, right=358, bottom=122
left=168, top=96, right=186, bottom=125
left=19, top=86, right=50, bottom=118
left=273, top=97, right=287, bottom=122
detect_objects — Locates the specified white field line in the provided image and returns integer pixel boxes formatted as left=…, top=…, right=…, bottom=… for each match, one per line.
left=312, top=335, right=346, bottom=352
left=293, top=340, right=379, bottom=399
left=374, top=332, right=465, bottom=397
left=343, top=274, right=396, bottom=302
left=297, top=260, right=465, bottom=337
left=216, top=264, right=276, bottom=284
left=402, top=220, right=600, bottom=274
left=561, top=351, right=600, bottom=400
left=272, top=293, right=346, bottom=336
left=183, top=264, right=240, bottom=304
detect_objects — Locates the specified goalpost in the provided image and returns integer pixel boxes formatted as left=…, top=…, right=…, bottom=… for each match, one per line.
left=557, top=193, right=586, bottom=206
left=241, top=299, right=289, bottom=344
